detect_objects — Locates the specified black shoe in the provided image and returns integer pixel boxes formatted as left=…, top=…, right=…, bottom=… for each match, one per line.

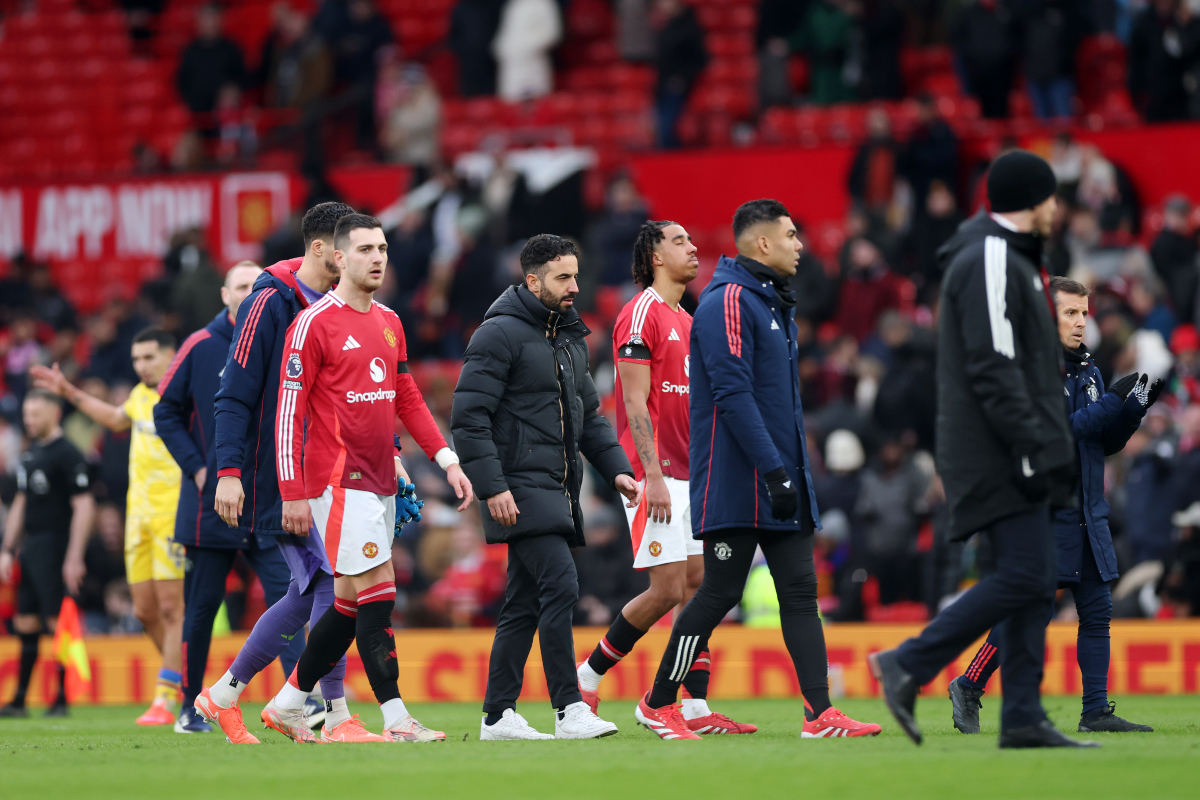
left=1078, top=702, right=1153, bottom=733
left=0, top=703, right=29, bottom=718
left=949, top=677, right=984, bottom=734
left=1000, top=719, right=1101, bottom=748
left=43, top=703, right=68, bottom=718
left=869, top=649, right=922, bottom=745
left=303, top=696, right=327, bottom=731
left=174, top=705, right=212, bottom=733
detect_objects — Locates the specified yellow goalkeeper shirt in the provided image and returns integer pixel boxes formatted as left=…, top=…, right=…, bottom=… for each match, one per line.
left=121, top=382, right=181, bottom=519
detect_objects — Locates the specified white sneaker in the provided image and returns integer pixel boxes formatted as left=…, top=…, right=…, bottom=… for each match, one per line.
left=479, top=709, right=555, bottom=741
left=554, top=701, right=618, bottom=739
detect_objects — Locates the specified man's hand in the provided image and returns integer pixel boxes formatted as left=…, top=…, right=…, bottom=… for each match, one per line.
left=487, top=490, right=519, bottom=527
left=214, top=476, right=245, bottom=527
left=1014, top=453, right=1050, bottom=503
left=1107, top=372, right=1138, bottom=400
left=643, top=475, right=669, bottom=523
left=614, top=474, right=643, bottom=509
left=63, top=556, right=86, bottom=595
left=29, top=363, right=71, bottom=397
left=395, top=456, right=409, bottom=483
left=0, top=551, right=13, bottom=584
left=764, top=467, right=799, bottom=521
left=446, top=463, right=474, bottom=512
left=1130, top=374, right=1167, bottom=409
left=194, top=467, right=207, bottom=492
left=281, top=499, right=312, bottom=536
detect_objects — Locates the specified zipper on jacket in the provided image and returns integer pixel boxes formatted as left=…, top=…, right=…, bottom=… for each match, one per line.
left=548, top=314, right=570, bottom=504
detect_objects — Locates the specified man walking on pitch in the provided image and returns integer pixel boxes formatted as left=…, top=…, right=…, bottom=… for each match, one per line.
left=634, top=200, right=879, bottom=741
left=31, top=330, right=186, bottom=726
left=576, top=220, right=755, bottom=735
left=870, top=150, right=1097, bottom=749
left=153, top=261, right=302, bottom=733
left=948, top=277, right=1158, bottom=735
left=453, top=234, right=643, bottom=740
left=262, top=214, right=473, bottom=743
left=0, top=390, right=95, bottom=717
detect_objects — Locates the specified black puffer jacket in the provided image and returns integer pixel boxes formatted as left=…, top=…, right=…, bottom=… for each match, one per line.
left=451, top=285, right=633, bottom=547
left=935, top=212, right=1075, bottom=539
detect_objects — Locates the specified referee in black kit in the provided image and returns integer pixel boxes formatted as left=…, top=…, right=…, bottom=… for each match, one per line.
left=0, top=389, right=95, bottom=717
left=871, top=150, right=1099, bottom=749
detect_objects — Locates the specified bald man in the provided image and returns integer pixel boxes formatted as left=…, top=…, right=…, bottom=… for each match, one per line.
left=154, top=262, right=302, bottom=733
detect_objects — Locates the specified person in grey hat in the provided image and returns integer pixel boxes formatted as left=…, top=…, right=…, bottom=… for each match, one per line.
left=870, top=150, right=1098, bottom=749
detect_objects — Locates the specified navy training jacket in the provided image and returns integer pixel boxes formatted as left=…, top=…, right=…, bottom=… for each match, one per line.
left=689, top=255, right=821, bottom=537
left=1056, top=346, right=1145, bottom=583
left=155, top=309, right=257, bottom=549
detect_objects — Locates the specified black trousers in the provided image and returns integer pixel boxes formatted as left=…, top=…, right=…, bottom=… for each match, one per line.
left=181, top=541, right=299, bottom=707
left=483, top=534, right=581, bottom=713
left=650, top=528, right=829, bottom=706
left=896, top=505, right=1056, bottom=730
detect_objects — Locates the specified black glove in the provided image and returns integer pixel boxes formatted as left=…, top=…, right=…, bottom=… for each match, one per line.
left=1014, top=453, right=1051, bottom=503
left=1130, top=374, right=1166, bottom=408
left=1108, top=372, right=1138, bottom=400
left=764, top=467, right=799, bottom=521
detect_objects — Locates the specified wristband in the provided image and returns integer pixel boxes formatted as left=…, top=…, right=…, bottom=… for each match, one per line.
left=434, top=447, right=460, bottom=470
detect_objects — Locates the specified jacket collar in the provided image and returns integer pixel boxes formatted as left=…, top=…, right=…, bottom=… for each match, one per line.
left=705, top=255, right=780, bottom=301
left=206, top=309, right=236, bottom=341
left=937, top=210, right=1046, bottom=273
left=1063, top=344, right=1091, bottom=366
left=484, top=285, right=589, bottom=336
left=256, top=257, right=308, bottom=308
left=735, top=254, right=797, bottom=308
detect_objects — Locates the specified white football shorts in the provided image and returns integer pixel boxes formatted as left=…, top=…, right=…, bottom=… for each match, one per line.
left=625, top=477, right=703, bottom=570
left=308, top=485, right=395, bottom=577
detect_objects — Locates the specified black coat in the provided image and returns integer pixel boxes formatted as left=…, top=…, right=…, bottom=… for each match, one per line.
left=451, top=286, right=633, bottom=547
left=935, top=212, right=1075, bottom=538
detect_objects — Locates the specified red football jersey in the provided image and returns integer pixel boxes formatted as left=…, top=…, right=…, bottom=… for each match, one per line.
left=612, top=287, right=691, bottom=482
left=276, top=293, right=447, bottom=501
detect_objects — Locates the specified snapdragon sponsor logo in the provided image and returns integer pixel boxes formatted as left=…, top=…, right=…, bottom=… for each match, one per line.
left=346, top=388, right=397, bottom=404
left=661, top=381, right=689, bottom=395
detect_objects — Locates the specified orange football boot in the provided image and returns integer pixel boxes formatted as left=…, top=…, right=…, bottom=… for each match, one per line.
left=136, top=698, right=175, bottom=726
left=322, top=715, right=387, bottom=743
left=194, top=688, right=261, bottom=744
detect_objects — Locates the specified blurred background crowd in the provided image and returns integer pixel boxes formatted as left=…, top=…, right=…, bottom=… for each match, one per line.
left=1, top=0, right=1200, bottom=637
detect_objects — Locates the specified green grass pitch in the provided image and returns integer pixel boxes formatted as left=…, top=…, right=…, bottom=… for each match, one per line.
left=2, top=695, right=1197, bottom=799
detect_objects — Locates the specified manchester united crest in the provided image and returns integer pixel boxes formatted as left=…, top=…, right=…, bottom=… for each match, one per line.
left=362, top=542, right=379, bottom=558
left=384, top=328, right=397, bottom=347
left=648, top=541, right=662, bottom=557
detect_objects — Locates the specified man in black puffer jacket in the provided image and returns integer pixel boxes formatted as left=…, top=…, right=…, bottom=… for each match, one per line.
left=872, top=150, right=1096, bottom=750
left=452, top=234, right=641, bottom=741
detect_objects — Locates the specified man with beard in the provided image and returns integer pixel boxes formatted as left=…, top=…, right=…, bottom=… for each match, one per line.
left=452, top=234, right=643, bottom=740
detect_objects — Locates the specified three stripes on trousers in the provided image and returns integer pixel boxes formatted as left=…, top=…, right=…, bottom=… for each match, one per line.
left=670, top=635, right=702, bottom=682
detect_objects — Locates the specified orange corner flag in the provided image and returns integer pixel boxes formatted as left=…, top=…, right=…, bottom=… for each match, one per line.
left=54, top=597, right=92, bottom=702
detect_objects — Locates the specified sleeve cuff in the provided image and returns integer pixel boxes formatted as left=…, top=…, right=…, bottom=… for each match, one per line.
left=434, top=447, right=460, bottom=470
left=217, top=468, right=242, bottom=479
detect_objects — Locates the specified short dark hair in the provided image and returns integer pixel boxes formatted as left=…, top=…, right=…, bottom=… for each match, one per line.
left=24, top=387, right=62, bottom=408
left=519, top=234, right=580, bottom=276
left=732, top=199, right=790, bottom=239
left=631, top=220, right=675, bottom=289
left=1050, top=276, right=1090, bottom=298
left=132, top=327, right=176, bottom=350
left=301, top=202, right=355, bottom=248
left=333, top=213, right=383, bottom=251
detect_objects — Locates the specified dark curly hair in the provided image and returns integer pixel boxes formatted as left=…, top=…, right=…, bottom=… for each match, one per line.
left=301, top=201, right=356, bottom=247
left=631, top=220, right=675, bottom=289
left=519, top=234, right=580, bottom=276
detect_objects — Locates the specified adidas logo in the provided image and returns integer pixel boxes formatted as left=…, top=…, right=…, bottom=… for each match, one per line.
left=770, top=320, right=780, bottom=330
left=783, top=481, right=792, bottom=488
left=342, top=335, right=361, bottom=351
left=668, top=328, right=681, bottom=341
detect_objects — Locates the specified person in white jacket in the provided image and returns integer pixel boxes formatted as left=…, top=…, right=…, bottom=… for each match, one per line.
left=492, top=0, right=562, bottom=101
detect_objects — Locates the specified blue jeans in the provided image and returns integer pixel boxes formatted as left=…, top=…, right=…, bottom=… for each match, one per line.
left=656, top=89, right=688, bottom=149
left=1027, top=78, right=1075, bottom=120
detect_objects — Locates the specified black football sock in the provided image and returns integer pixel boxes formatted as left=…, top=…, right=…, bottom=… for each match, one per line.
left=355, top=583, right=401, bottom=704
left=11, top=633, right=39, bottom=707
left=293, top=597, right=358, bottom=693
left=586, top=612, right=645, bottom=675
left=51, top=663, right=67, bottom=706
left=485, top=711, right=506, bottom=725
left=680, top=647, right=712, bottom=700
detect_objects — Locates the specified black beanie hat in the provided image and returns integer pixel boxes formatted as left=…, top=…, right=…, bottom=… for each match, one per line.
left=987, top=150, right=1058, bottom=213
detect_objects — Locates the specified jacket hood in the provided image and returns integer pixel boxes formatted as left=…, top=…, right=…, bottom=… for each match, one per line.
left=937, top=211, right=1045, bottom=274
left=484, top=285, right=588, bottom=333
left=254, top=257, right=308, bottom=306
left=206, top=308, right=236, bottom=341
left=702, top=255, right=779, bottom=301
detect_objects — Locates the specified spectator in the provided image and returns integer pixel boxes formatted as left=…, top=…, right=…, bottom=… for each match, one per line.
left=1124, top=407, right=1179, bottom=565
left=0, top=254, right=34, bottom=326
left=214, top=84, right=258, bottom=166
left=847, top=106, right=900, bottom=215
left=492, top=0, right=562, bottom=102
left=1, top=312, right=44, bottom=407
left=854, top=436, right=930, bottom=604
left=24, top=262, right=77, bottom=333
left=872, top=313, right=938, bottom=450
left=791, top=0, right=859, bottom=105
left=426, top=525, right=506, bottom=627
left=449, top=0, right=504, bottom=97
left=858, top=0, right=905, bottom=100
left=757, top=0, right=809, bottom=107
left=590, top=176, right=649, bottom=287
left=790, top=223, right=841, bottom=324
left=617, top=0, right=656, bottom=61
left=175, top=3, right=247, bottom=118
left=953, top=0, right=1016, bottom=118
left=1019, top=0, right=1088, bottom=120
left=1128, top=0, right=1200, bottom=122
left=1151, top=195, right=1199, bottom=323
left=166, top=230, right=225, bottom=337
left=378, top=61, right=442, bottom=169
left=834, top=236, right=912, bottom=341
left=1128, top=276, right=1178, bottom=343
left=573, top=504, right=649, bottom=626
left=79, top=504, right=131, bottom=633
left=324, top=0, right=395, bottom=150
left=653, top=0, right=709, bottom=148
left=904, top=179, right=963, bottom=302
left=900, top=94, right=959, bottom=211
left=259, top=5, right=332, bottom=110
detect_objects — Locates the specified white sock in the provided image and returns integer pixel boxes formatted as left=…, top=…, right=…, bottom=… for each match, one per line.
left=577, top=660, right=603, bottom=692
left=381, top=697, right=409, bottom=729
left=208, top=670, right=248, bottom=708
left=681, top=698, right=711, bottom=720
left=324, top=697, right=351, bottom=728
left=274, top=679, right=309, bottom=711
